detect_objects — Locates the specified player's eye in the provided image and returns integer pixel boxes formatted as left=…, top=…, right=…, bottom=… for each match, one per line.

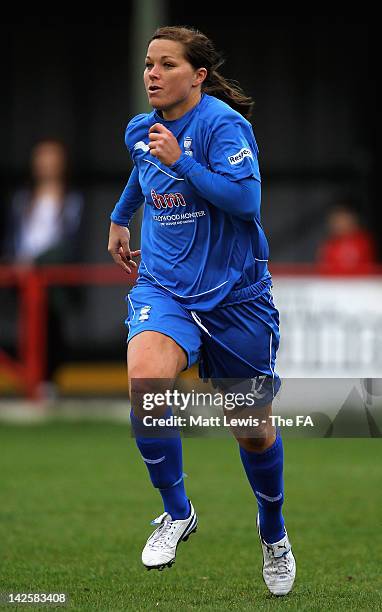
left=145, top=62, right=153, bottom=69
left=164, top=63, right=175, bottom=68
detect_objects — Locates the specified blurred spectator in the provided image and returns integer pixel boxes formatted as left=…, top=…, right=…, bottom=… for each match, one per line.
left=3, top=139, right=83, bottom=265
left=1, top=139, right=84, bottom=384
left=316, top=200, right=377, bottom=274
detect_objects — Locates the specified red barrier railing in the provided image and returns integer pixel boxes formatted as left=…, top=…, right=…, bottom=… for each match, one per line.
left=0, top=265, right=137, bottom=399
left=1, top=263, right=381, bottom=399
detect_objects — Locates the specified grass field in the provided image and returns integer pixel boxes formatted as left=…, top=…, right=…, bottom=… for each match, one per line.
left=0, top=422, right=381, bottom=611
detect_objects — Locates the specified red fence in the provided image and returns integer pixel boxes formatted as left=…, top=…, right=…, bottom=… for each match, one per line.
left=0, top=265, right=136, bottom=399
left=1, top=263, right=381, bottom=399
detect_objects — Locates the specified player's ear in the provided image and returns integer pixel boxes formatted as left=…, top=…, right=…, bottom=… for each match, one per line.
left=193, top=67, right=207, bottom=87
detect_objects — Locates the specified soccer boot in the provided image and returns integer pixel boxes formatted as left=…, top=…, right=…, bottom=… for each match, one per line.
left=257, top=514, right=296, bottom=596
left=142, top=500, right=197, bottom=570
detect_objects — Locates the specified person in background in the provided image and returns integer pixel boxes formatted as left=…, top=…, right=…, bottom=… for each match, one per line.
left=4, top=139, right=83, bottom=265
left=2, top=139, right=84, bottom=380
left=317, top=200, right=376, bottom=274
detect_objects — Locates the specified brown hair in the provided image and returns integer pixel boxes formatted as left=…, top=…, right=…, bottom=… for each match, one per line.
left=149, top=26, right=254, bottom=119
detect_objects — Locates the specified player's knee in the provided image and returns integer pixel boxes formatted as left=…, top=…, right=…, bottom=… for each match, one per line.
left=236, top=426, right=272, bottom=452
left=129, top=377, right=161, bottom=418
left=128, top=361, right=160, bottom=382
left=129, top=372, right=158, bottom=392
left=128, top=360, right=172, bottom=399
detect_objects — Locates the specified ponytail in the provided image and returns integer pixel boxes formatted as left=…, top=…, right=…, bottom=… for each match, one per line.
left=203, top=70, right=254, bottom=120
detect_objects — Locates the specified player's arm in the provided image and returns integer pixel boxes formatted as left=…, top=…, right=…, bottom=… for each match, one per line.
left=110, top=166, right=144, bottom=226
left=108, top=166, right=142, bottom=273
left=148, top=122, right=260, bottom=221
left=171, top=155, right=260, bottom=221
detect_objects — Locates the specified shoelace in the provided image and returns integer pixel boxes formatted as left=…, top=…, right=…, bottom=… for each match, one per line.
left=272, top=555, right=292, bottom=575
left=148, top=515, right=177, bottom=550
left=265, top=544, right=292, bottom=575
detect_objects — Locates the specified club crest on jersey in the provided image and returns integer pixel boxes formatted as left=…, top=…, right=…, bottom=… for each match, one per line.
left=183, top=136, right=193, bottom=156
left=151, top=189, right=187, bottom=209
left=138, top=305, right=151, bottom=322
left=134, top=141, right=150, bottom=152
left=228, top=147, right=253, bottom=165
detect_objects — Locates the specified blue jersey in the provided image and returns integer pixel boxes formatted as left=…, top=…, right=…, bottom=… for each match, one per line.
left=119, top=93, right=271, bottom=311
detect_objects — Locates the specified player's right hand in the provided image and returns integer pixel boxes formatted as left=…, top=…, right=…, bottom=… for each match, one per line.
left=108, top=222, right=141, bottom=274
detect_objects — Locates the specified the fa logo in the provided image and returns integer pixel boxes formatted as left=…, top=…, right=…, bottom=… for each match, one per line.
left=138, top=305, right=151, bottom=322
left=184, top=136, right=193, bottom=157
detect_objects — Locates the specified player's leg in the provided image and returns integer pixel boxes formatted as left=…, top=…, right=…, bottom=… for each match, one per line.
left=126, top=284, right=201, bottom=570
left=128, top=330, right=190, bottom=520
left=220, top=393, right=283, bottom=538
left=194, top=291, right=284, bottom=541
left=193, top=288, right=295, bottom=594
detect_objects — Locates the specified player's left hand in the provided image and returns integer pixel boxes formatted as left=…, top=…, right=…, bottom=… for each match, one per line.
left=148, top=123, right=182, bottom=166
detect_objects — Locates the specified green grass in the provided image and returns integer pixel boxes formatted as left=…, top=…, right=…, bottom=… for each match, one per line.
left=0, top=423, right=381, bottom=611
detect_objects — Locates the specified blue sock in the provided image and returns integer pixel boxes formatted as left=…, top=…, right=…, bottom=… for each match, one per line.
left=130, top=408, right=190, bottom=520
left=239, top=429, right=285, bottom=543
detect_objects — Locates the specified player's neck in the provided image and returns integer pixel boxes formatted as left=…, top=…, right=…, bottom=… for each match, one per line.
left=161, top=91, right=202, bottom=121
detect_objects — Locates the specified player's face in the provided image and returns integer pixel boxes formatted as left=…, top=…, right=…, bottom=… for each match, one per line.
left=144, top=39, right=206, bottom=120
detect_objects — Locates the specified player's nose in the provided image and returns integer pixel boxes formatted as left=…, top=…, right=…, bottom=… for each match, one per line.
left=148, top=64, right=161, bottom=79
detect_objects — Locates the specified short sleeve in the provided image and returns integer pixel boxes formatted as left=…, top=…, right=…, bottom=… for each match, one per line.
left=207, top=115, right=261, bottom=182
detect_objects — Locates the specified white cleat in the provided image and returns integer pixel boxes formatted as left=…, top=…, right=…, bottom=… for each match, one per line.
left=142, top=500, right=198, bottom=571
left=257, top=515, right=296, bottom=596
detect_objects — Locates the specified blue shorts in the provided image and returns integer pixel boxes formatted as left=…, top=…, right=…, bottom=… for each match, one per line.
left=126, top=276, right=280, bottom=402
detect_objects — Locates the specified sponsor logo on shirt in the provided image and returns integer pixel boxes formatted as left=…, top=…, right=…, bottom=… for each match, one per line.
left=150, top=189, right=187, bottom=209
left=228, top=147, right=253, bottom=165
left=134, top=141, right=150, bottom=152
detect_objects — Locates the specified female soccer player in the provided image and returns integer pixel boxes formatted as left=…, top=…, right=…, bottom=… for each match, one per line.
left=108, top=26, right=296, bottom=596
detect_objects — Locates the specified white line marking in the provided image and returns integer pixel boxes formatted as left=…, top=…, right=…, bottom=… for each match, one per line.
left=269, top=332, right=275, bottom=398
left=190, top=311, right=212, bottom=336
left=127, top=294, right=136, bottom=334
left=143, top=159, right=184, bottom=181
left=256, top=490, right=283, bottom=502
left=142, top=455, right=166, bottom=464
